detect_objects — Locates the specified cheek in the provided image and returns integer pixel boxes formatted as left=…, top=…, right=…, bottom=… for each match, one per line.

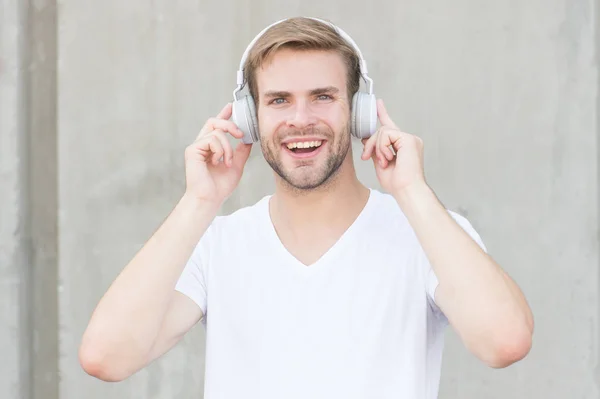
left=319, top=103, right=350, bottom=127
left=256, top=111, right=277, bottom=139
left=259, top=108, right=290, bottom=129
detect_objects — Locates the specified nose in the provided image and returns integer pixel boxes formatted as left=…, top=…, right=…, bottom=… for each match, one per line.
left=286, top=100, right=317, bottom=130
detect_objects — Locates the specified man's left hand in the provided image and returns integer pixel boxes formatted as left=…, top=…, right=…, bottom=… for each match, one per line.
left=361, top=99, right=426, bottom=196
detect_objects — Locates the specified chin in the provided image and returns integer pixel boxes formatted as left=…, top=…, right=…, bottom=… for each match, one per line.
left=263, top=134, right=350, bottom=192
left=279, top=165, right=340, bottom=192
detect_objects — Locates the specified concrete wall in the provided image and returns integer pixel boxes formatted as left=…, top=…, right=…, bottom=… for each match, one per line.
left=1, top=0, right=598, bottom=398
left=1, top=2, right=31, bottom=399
left=1, top=1, right=59, bottom=398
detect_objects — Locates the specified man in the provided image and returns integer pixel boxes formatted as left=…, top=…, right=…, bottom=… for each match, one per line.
left=79, top=17, right=533, bottom=398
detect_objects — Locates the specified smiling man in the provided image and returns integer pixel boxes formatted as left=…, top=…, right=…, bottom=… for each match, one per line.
left=79, top=17, right=534, bottom=399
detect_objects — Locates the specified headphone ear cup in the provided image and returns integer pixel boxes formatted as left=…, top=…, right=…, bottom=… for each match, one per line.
left=246, top=95, right=259, bottom=142
left=351, top=92, right=377, bottom=139
left=232, top=96, right=259, bottom=144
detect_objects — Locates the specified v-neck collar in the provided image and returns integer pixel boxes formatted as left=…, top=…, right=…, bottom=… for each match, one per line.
left=261, top=189, right=375, bottom=274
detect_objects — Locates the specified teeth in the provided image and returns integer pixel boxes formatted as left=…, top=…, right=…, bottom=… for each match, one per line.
left=286, top=140, right=322, bottom=149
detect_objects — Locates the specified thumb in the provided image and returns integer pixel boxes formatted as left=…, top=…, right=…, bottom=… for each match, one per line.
left=232, top=142, right=252, bottom=170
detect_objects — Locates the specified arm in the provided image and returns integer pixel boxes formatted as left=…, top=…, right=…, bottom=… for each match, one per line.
left=395, top=182, right=533, bottom=368
left=78, top=195, right=218, bottom=382
left=79, top=103, right=252, bottom=381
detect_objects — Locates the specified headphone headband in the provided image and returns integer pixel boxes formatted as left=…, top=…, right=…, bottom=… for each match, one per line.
left=233, top=17, right=373, bottom=100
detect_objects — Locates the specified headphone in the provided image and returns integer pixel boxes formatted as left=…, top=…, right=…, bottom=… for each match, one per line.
left=231, top=17, right=377, bottom=144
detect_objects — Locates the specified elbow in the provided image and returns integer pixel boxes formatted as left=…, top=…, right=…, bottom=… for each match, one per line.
left=484, top=328, right=533, bottom=369
left=78, top=340, right=133, bottom=382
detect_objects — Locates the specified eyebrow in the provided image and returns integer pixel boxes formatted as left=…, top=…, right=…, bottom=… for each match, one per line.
left=310, top=86, right=340, bottom=96
left=262, top=86, right=340, bottom=99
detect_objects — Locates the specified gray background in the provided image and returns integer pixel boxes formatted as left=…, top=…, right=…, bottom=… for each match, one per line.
left=1, top=0, right=598, bottom=398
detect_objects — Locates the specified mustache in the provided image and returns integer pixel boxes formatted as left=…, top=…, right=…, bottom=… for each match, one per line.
left=276, top=125, right=333, bottom=142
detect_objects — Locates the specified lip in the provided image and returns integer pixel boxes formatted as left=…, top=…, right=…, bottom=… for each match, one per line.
left=282, top=140, right=327, bottom=159
left=280, top=136, right=328, bottom=144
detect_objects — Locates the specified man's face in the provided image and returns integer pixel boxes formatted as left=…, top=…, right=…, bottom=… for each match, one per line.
left=255, top=49, right=352, bottom=191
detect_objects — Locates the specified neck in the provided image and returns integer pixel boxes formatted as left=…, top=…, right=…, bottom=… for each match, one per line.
left=269, top=155, right=370, bottom=232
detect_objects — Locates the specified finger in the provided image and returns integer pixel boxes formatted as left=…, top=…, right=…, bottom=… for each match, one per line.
left=377, top=99, right=398, bottom=129
left=379, top=126, right=403, bottom=152
left=216, top=103, right=233, bottom=119
left=382, top=144, right=395, bottom=161
left=377, top=127, right=394, bottom=168
left=210, top=130, right=234, bottom=167
left=369, top=150, right=380, bottom=169
left=361, top=133, right=378, bottom=160
left=378, top=128, right=396, bottom=161
left=199, top=118, right=244, bottom=139
left=232, top=142, right=253, bottom=170
left=375, top=129, right=385, bottom=167
left=204, top=136, right=224, bottom=165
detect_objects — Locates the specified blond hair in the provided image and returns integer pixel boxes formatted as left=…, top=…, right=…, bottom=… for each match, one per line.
left=243, top=17, right=362, bottom=106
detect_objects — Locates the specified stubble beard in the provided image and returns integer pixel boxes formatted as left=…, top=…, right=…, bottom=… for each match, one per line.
left=260, top=121, right=352, bottom=194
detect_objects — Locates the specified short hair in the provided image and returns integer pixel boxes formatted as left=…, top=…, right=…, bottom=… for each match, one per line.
left=243, top=17, right=362, bottom=107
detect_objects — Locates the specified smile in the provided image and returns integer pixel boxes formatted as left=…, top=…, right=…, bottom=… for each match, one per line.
left=282, top=139, right=326, bottom=159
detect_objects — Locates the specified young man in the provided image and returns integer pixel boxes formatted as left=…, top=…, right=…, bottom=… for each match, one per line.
left=79, top=17, right=533, bottom=398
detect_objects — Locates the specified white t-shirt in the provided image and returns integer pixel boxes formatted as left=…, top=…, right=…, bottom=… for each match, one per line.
left=175, top=188, right=486, bottom=399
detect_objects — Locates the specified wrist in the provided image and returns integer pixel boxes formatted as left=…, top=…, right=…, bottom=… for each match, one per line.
left=393, top=182, right=448, bottom=231
left=393, top=181, right=446, bottom=218
left=178, top=193, right=222, bottom=216
left=393, top=181, right=434, bottom=207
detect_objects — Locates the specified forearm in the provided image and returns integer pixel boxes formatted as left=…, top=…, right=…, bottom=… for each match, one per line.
left=80, top=194, right=219, bottom=376
left=395, top=182, right=533, bottom=366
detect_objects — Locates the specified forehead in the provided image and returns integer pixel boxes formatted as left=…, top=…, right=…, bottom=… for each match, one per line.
left=255, top=49, right=347, bottom=96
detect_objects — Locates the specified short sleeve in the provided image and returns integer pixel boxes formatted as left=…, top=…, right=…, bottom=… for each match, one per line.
left=423, top=211, right=487, bottom=321
left=175, top=221, right=217, bottom=318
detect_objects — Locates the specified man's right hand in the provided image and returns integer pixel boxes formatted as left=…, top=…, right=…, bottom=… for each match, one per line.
left=185, top=103, right=253, bottom=204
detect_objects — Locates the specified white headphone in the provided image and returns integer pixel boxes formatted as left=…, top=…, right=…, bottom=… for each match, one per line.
left=231, top=17, right=377, bottom=144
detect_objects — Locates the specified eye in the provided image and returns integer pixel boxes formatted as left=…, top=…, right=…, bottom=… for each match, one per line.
left=317, top=94, right=333, bottom=101
left=269, top=98, right=286, bottom=105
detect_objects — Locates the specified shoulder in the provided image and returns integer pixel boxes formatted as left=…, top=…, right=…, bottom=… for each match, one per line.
left=193, top=195, right=270, bottom=255
left=368, top=188, right=486, bottom=249
left=367, top=189, right=410, bottom=226
left=209, top=195, right=271, bottom=235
